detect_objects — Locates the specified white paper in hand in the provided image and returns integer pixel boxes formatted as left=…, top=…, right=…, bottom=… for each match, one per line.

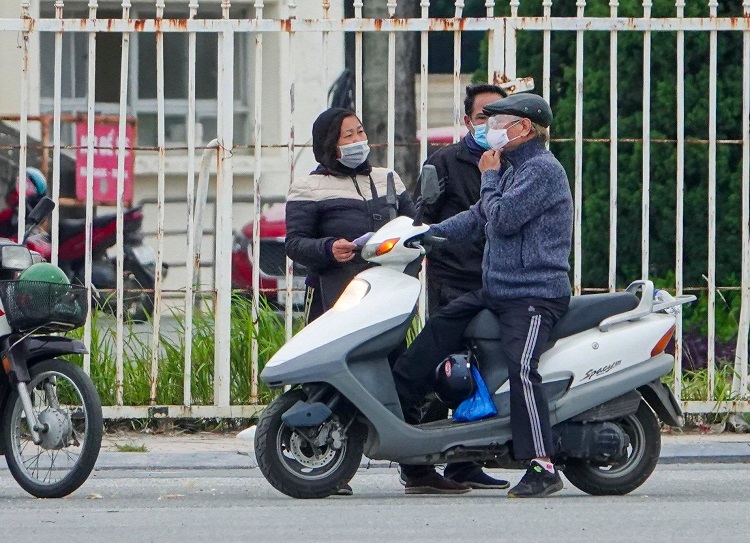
left=353, top=232, right=375, bottom=247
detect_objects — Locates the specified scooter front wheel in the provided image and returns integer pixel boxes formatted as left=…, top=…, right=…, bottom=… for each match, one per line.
left=562, top=401, right=661, bottom=496
left=255, top=389, right=365, bottom=499
left=1, top=359, right=103, bottom=498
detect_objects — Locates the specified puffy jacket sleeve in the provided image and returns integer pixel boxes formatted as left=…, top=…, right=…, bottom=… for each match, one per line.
left=285, top=177, right=336, bottom=271
left=429, top=201, right=486, bottom=243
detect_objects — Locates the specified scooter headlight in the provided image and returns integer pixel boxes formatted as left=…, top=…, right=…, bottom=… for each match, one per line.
left=331, top=278, right=370, bottom=312
left=0, top=245, right=33, bottom=271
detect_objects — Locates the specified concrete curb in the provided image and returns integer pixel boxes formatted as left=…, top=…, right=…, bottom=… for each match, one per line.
left=74, top=442, right=750, bottom=471
left=659, top=442, right=750, bottom=464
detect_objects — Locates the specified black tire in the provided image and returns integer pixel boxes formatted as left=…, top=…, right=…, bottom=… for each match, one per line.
left=255, top=389, right=365, bottom=499
left=1, top=359, right=103, bottom=498
left=563, top=401, right=661, bottom=496
left=121, top=271, right=154, bottom=323
left=92, top=271, right=154, bottom=323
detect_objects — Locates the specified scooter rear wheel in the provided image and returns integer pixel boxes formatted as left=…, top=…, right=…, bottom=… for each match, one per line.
left=562, top=401, right=661, bottom=496
left=255, top=389, right=365, bottom=499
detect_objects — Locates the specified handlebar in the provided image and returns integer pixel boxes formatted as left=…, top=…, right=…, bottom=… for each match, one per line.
left=404, top=232, right=447, bottom=250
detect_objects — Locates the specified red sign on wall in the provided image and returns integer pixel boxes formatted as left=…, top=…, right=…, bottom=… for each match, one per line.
left=75, top=122, right=135, bottom=204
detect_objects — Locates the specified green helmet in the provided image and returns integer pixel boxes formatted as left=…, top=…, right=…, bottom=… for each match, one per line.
left=17, top=262, right=70, bottom=284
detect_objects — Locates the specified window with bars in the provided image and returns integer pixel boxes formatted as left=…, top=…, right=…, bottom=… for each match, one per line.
left=38, top=7, right=251, bottom=149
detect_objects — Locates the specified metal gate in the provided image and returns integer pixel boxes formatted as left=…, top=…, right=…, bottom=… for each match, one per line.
left=1, top=0, right=748, bottom=419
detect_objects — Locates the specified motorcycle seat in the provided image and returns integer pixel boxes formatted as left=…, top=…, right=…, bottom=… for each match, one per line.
left=58, top=207, right=142, bottom=240
left=463, top=292, right=640, bottom=342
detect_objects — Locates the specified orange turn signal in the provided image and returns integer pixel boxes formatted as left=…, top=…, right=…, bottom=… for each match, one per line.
left=2, top=356, right=10, bottom=374
left=375, top=238, right=399, bottom=256
left=651, top=325, right=676, bottom=357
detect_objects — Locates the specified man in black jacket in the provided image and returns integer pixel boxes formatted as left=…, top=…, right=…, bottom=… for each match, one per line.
left=424, top=84, right=507, bottom=314
left=420, top=84, right=510, bottom=490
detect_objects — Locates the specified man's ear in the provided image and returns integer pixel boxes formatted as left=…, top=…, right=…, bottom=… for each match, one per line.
left=464, top=115, right=473, bottom=132
left=523, top=118, right=534, bottom=137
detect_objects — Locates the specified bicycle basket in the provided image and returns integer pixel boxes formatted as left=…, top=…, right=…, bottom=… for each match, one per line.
left=0, top=280, right=88, bottom=332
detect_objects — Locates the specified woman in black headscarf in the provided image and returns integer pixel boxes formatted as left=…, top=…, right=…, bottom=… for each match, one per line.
left=285, top=108, right=417, bottom=323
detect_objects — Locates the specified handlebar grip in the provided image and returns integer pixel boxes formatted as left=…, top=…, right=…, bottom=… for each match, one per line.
left=404, top=233, right=447, bottom=249
left=422, top=233, right=447, bottom=245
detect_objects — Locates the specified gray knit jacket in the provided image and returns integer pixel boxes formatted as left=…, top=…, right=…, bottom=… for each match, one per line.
left=430, top=138, right=573, bottom=301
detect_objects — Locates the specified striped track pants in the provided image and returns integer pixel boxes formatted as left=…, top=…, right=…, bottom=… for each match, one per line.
left=392, top=290, right=568, bottom=462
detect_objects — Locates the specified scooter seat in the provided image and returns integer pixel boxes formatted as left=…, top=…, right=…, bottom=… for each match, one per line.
left=463, top=292, right=640, bottom=342
left=549, top=292, right=640, bottom=341
left=58, top=207, right=142, bottom=241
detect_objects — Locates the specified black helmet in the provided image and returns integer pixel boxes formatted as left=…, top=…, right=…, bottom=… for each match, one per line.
left=434, top=354, right=475, bottom=405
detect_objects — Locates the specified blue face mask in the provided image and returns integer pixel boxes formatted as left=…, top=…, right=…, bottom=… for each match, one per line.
left=470, top=122, right=491, bottom=150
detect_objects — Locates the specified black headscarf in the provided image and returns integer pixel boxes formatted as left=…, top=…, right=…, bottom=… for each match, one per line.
left=310, top=107, right=372, bottom=177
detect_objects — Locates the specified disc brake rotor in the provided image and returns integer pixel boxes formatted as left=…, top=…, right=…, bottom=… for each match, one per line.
left=289, top=431, right=337, bottom=469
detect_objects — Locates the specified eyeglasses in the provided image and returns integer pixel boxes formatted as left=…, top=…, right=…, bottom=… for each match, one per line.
left=487, top=115, right=524, bottom=131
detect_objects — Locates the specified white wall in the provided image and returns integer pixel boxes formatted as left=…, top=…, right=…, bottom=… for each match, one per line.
left=127, top=0, right=346, bottom=293
left=0, top=0, right=345, bottom=295
left=0, top=1, right=41, bottom=139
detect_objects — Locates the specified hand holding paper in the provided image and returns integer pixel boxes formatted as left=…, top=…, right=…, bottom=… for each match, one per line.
left=353, top=232, right=375, bottom=248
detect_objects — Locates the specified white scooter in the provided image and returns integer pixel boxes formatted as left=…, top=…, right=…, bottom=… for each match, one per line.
left=255, top=167, right=695, bottom=499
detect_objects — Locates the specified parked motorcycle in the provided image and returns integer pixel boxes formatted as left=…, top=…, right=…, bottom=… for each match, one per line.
left=231, top=203, right=306, bottom=311
left=254, top=166, right=695, bottom=499
left=0, top=169, right=163, bottom=322
left=0, top=196, right=103, bottom=498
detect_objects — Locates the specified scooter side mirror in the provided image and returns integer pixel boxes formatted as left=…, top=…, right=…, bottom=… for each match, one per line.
left=413, top=165, right=443, bottom=226
left=418, top=165, right=442, bottom=205
left=26, top=196, right=55, bottom=226
left=23, top=196, right=55, bottom=243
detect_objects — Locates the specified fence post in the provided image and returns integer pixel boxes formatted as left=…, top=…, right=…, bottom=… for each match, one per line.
left=214, top=0, right=235, bottom=409
left=732, top=0, right=750, bottom=406
left=115, top=0, right=132, bottom=406
left=82, top=0, right=99, bottom=376
left=284, top=0, right=297, bottom=342
left=184, top=0, right=200, bottom=408
left=674, top=0, right=686, bottom=403
left=572, top=0, right=586, bottom=296
left=149, top=0, right=167, bottom=406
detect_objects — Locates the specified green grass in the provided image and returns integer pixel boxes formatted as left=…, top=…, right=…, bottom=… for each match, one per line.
left=664, top=364, right=741, bottom=403
left=73, top=296, right=747, bottom=414
left=66, top=295, right=300, bottom=406
left=113, top=443, right=148, bottom=452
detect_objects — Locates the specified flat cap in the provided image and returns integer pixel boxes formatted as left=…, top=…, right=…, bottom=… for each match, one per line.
left=482, top=93, right=553, bottom=127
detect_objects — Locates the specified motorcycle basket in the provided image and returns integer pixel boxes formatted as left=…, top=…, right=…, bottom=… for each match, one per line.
left=0, top=280, right=88, bottom=332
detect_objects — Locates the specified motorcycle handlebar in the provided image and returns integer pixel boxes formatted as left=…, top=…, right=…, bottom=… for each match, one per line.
left=405, top=232, right=447, bottom=250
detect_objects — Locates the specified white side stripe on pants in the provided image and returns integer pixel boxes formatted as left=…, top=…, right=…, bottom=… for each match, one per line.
left=519, top=314, right=546, bottom=457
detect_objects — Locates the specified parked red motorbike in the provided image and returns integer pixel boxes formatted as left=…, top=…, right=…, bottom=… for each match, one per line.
left=231, top=203, right=306, bottom=311
left=0, top=169, right=163, bottom=321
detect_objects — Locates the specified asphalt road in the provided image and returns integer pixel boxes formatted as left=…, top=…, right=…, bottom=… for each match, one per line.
left=0, top=463, right=746, bottom=543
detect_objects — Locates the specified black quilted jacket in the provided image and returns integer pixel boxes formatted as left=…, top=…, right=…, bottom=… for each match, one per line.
left=285, top=167, right=417, bottom=308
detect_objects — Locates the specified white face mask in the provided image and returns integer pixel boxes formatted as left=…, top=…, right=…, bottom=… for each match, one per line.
left=338, top=140, right=370, bottom=169
left=486, top=120, right=523, bottom=151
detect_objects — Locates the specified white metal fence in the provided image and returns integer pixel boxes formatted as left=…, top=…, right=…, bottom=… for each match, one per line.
left=1, top=0, right=749, bottom=419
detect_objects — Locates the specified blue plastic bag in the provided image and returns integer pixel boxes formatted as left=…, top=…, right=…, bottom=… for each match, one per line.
left=453, top=366, right=498, bottom=422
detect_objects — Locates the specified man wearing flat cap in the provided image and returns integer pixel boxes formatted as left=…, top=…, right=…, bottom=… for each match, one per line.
left=393, top=93, right=573, bottom=498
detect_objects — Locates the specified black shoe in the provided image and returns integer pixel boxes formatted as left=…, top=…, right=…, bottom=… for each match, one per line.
left=507, top=461, right=563, bottom=498
left=335, top=483, right=353, bottom=496
left=447, top=468, right=510, bottom=490
left=403, top=470, right=472, bottom=495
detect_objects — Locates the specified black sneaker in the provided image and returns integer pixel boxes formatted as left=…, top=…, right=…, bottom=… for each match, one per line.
left=446, top=467, right=510, bottom=490
left=507, top=461, right=563, bottom=498
left=335, top=482, right=353, bottom=496
left=403, top=470, right=472, bottom=495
